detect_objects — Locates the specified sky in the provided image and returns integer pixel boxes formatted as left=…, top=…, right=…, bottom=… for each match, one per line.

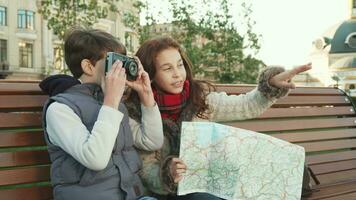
left=141, top=0, right=350, bottom=68
left=248, top=0, right=349, bottom=68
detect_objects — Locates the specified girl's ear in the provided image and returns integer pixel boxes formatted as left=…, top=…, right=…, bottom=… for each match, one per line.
left=81, top=59, right=94, bottom=76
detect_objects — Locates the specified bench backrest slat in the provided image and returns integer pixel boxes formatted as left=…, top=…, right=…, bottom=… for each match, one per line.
left=273, top=96, right=350, bottom=106
left=0, top=95, right=47, bottom=110
left=300, top=139, right=356, bottom=152
left=0, top=186, right=52, bottom=200
left=0, top=113, right=42, bottom=128
left=311, top=160, right=356, bottom=175
left=0, top=150, right=50, bottom=167
left=316, top=169, right=356, bottom=185
left=306, top=150, right=356, bottom=165
left=215, top=84, right=344, bottom=95
left=0, top=131, right=45, bottom=147
left=224, top=117, right=356, bottom=132
left=259, top=106, right=355, bottom=118
left=272, top=129, right=356, bottom=142
left=0, top=82, right=43, bottom=95
left=0, top=166, right=50, bottom=186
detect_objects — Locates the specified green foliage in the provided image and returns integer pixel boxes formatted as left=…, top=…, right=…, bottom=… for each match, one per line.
left=331, top=74, right=340, bottom=88
left=131, top=1, right=157, bottom=44
left=38, top=0, right=120, bottom=74
left=40, top=0, right=264, bottom=83
left=138, top=0, right=265, bottom=84
left=39, top=0, right=119, bottom=40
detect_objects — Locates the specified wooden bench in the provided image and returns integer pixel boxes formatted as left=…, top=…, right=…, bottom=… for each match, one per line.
left=0, top=80, right=51, bottom=200
left=0, top=80, right=356, bottom=199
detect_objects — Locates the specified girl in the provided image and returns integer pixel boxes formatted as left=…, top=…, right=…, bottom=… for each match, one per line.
left=125, top=36, right=311, bottom=200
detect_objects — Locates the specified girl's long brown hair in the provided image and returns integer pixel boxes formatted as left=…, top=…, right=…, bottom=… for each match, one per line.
left=129, top=36, right=214, bottom=119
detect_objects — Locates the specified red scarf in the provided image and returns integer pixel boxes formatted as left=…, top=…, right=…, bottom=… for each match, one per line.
left=153, top=80, right=190, bottom=121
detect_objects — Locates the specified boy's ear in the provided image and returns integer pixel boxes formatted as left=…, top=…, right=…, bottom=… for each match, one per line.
left=81, top=59, right=94, bottom=76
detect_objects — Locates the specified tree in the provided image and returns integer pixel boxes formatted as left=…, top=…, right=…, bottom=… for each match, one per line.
left=40, top=0, right=264, bottom=83
left=139, top=0, right=265, bottom=83
left=38, top=0, right=120, bottom=73
left=331, top=75, right=340, bottom=88
left=128, top=1, right=159, bottom=44
left=39, top=0, right=119, bottom=41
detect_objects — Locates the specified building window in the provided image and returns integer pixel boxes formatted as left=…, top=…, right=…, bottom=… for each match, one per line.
left=0, top=39, right=6, bottom=62
left=53, top=46, right=65, bottom=70
left=19, top=42, right=33, bottom=68
left=346, top=32, right=356, bottom=48
left=0, top=39, right=7, bottom=70
left=0, top=7, right=6, bottom=26
left=18, top=10, right=35, bottom=30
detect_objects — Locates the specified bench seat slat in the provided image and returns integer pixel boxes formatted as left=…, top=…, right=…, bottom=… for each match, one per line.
left=0, top=113, right=42, bottom=128
left=306, top=150, right=356, bottom=165
left=0, top=150, right=50, bottom=167
left=224, top=117, right=356, bottom=132
left=272, top=129, right=356, bottom=143
left=0, top=185, right=52, bottom=200
left=259, top=107, right=355, bottom=119
left=0, top=131, right=45, bottom=147
left=0, top=95, right=47, bottom=110
left=0, top=166, right=50, bottom=186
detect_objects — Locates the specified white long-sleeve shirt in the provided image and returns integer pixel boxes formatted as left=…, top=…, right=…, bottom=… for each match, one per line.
left=45, top=102, right=163, bottom=171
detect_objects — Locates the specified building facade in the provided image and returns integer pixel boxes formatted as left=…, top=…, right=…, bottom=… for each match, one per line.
left=307, top=0, right=356, bottom=95
left=0, top=0, right=140, bottom=80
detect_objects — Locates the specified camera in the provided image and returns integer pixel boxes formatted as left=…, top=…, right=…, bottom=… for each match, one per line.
left=105, top=52, right=138, bottom=81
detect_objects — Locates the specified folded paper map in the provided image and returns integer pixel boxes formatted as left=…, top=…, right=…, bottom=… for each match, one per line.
left=178, top=122, right=305, bottom=200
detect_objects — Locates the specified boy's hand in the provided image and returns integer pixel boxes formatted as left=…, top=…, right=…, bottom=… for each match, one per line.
left=103, top=60, right=126, bottom=109
left=269, top=63, right=312, bottom=89
left=169, top=157, right=187, bottom=183
left=125, top=57, right=155, bottom=107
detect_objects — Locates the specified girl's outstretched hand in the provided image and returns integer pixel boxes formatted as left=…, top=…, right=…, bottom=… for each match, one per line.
left=269, top=63, right=312, bottom=89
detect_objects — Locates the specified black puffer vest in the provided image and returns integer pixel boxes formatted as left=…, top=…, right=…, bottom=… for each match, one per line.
left=42, top=83, right=144, bottom=200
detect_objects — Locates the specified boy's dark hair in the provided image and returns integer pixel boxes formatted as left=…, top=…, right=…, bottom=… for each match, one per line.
left=64, top=27, right=126, bottom=78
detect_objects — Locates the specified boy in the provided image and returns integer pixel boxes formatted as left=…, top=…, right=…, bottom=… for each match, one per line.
left=41, top=27, right=163, bottom=200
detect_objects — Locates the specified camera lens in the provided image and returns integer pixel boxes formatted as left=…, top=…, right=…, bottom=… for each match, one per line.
left=128, top=62, right=138, bottom=76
